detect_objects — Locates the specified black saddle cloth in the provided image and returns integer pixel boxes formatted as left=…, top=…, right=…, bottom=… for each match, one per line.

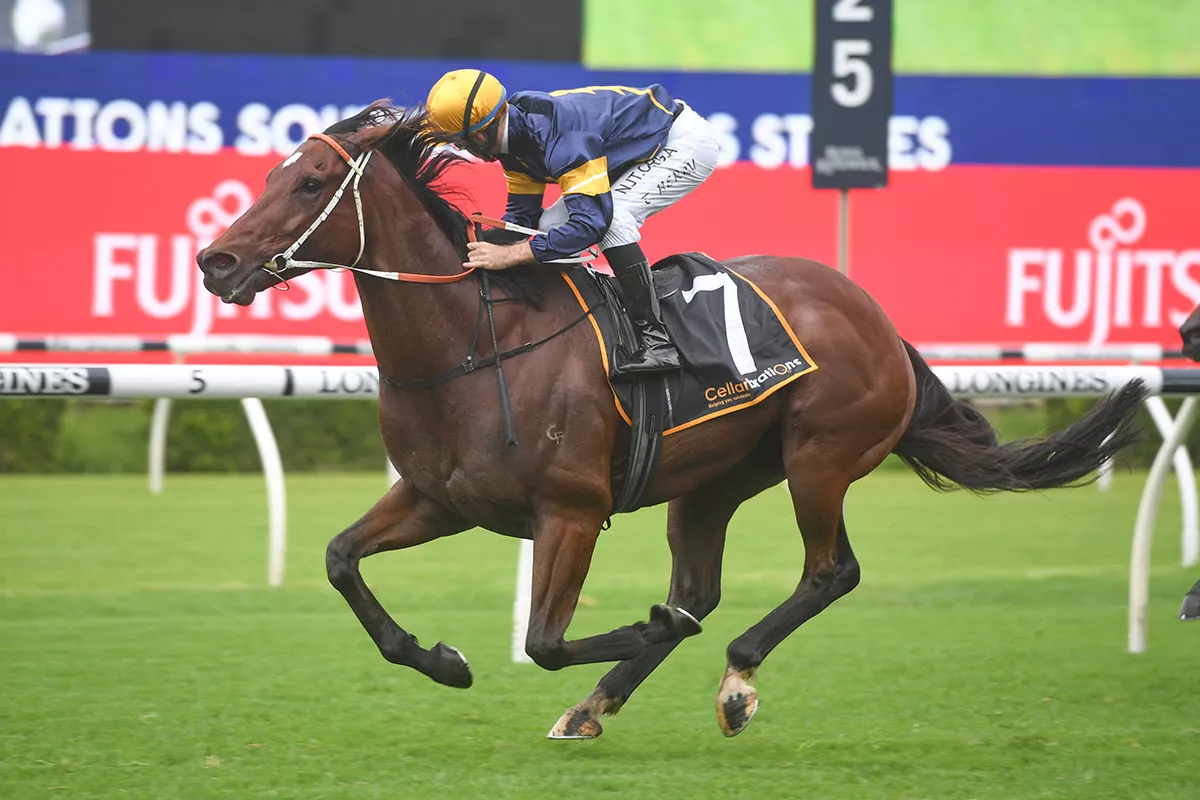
left=561, top=252, right=818, bottom=436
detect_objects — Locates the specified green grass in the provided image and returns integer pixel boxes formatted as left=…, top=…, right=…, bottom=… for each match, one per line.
left=2, top=471, right=1197, bottom=799
left=584, top=0, right=1200, bottom=75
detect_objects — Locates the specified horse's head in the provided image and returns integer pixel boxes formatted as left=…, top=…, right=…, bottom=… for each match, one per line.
left=197, top=103, right=404, bottom=306
left=1180, top=304, right=1200, bottom=361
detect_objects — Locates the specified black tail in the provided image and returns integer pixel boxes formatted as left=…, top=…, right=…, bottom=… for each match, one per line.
left=894, top=340, right=1148, bottom=493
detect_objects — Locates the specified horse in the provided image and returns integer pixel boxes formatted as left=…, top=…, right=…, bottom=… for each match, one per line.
left=1175, top=306, right=1200, bottom=620
left=196, top=102, right=1148, bottom=739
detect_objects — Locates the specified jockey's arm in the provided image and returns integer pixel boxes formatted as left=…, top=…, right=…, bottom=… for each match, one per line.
left=468, top=190, right=611, bottom=271
left=468, top=133, right=612, bottom=271
left=530, top=191, right=611, bottom=262
left=464, top=170, right=543, bottom=271
left=530, top=131, right=613, bottom=263
left=502, top=169, right=546, bottom=230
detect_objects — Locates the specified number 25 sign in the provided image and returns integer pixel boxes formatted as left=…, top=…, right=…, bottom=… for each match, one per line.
left=811, top=0, right=894, bottom=190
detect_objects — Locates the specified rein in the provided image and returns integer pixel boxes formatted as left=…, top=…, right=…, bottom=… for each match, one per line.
left=276, top=131, right=607, bottom=418
left=379, top=299, right=602, bottom=390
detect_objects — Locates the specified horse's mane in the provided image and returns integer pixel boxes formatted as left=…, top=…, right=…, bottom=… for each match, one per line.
left=325, top=100, right=545, bottom=306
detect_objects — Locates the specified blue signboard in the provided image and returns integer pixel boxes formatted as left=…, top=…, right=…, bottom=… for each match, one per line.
left=1, top=51, right=1198, bottom=168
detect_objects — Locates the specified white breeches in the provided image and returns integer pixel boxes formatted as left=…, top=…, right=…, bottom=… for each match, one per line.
left=538, top=104, right=720, bottom=252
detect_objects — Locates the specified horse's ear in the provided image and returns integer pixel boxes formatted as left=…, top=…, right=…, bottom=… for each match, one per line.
left=358, top=124, right=395, bottom=150
left=363, top=99, right=399, bottom=124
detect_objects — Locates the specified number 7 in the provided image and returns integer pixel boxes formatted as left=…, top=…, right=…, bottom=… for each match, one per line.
left=682, top=272, right=757, bottom=375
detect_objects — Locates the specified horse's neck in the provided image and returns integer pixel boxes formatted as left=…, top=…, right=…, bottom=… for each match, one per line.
left=352, top=189, right=478, bottom=384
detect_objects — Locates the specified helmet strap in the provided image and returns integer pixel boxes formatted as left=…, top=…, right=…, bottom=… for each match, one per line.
left=461, top=70, right=488, bottom=140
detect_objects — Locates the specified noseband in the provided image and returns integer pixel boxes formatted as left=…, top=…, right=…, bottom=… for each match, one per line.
left=263, top=132, right=476, bottom=285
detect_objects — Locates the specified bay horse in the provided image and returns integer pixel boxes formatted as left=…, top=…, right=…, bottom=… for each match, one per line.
left=197, top=103, right=1147, bottom=739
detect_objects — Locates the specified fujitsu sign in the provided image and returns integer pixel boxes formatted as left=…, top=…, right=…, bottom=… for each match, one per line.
left=1005, top=198, right=1200, bottom=344
left=89, top=179, right=365, bottom=335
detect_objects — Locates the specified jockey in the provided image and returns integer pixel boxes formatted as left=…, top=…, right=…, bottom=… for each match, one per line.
left=423, top=68, right=721, bottom=377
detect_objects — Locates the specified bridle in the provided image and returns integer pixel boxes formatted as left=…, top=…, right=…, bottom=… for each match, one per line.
left=262, top=132, right=477, bottom=285
left=259, top=131, right=596, bottom=290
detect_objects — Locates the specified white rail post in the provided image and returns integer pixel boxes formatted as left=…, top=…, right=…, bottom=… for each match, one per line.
left=1141, top=396, right=1200, bottom=567
left=512, top=539, right=534, bottom=664
left=148, top=397, right=172, bottom=495
left=1129, top=396, right=1199, bottom=653
left=240, top=398, right=287, bottom=588
left=148, top=353, right=185, bottom=495
left=1096, top=453, right=1114, bottom=492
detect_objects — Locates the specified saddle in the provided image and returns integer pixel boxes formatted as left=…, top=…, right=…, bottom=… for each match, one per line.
left=562, top=253, right=817, bottom=514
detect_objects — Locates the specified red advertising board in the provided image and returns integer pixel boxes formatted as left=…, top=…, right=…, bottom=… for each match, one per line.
left=1, top=146, right=1197, bottom=360
left=850, top=166, right=1200, bottom=348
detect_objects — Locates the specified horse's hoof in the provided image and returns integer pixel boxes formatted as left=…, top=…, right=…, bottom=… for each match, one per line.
left=650, top=603, right=702, bottom=638
left=715, top=666, right=758, bottom=737
left=547, top=706, right=603, bottom=740
left=429, top=642, right=473, bottom=688
left=1180, top=592, right=1200, bottom=620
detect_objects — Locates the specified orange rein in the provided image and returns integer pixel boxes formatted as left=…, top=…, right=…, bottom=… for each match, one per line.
left=305, top=132, right=478, bottom=285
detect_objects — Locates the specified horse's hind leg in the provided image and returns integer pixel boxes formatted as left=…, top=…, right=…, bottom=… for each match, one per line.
left=325, top=479, right=472, bottom=687
left=547, top=460, right=782, bottom=739
left=716, top=457, right=861, bottom=737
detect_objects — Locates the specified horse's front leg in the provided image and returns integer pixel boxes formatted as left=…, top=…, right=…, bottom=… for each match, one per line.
left=522, top=504, right=701, bottom=671
left=326, top=479, right=472, bottom=687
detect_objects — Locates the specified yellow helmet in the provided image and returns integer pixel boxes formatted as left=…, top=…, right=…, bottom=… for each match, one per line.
left=425, top=69, right=507, bottom=139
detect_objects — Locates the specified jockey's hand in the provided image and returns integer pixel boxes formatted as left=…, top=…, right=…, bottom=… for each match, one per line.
left=464, top=241, right=535, bottom=271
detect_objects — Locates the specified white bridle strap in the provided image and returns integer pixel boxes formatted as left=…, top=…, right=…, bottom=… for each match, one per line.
left=266, top=149, right=376, bottom=276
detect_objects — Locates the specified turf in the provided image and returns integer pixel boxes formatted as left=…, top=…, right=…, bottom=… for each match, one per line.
left=1, top=471, right=1197, bottom=799
left=584, top=0, right=1200, bottom=75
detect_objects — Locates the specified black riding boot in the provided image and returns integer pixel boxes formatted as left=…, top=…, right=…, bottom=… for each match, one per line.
left=605, top=243, right=681, bottom=377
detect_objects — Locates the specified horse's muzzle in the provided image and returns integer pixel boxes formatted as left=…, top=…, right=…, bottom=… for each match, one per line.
left=197, top=248, right=240, bottom=281
left=197, top=248, right=262, bottom=304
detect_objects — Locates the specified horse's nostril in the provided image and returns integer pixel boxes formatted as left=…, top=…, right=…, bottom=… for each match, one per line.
left=198, top=250, right=239, bottom=277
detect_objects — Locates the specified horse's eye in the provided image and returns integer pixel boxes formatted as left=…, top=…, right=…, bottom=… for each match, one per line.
left=299, top=177, right=322, bottom=194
